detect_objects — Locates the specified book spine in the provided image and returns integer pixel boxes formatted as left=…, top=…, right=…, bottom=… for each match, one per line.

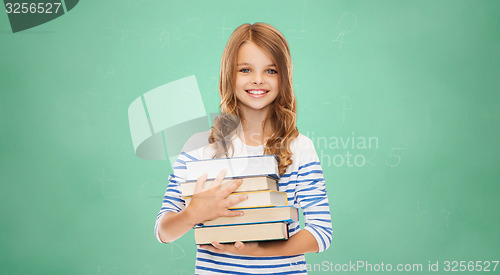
left=198, top=219, right=295, bottom=228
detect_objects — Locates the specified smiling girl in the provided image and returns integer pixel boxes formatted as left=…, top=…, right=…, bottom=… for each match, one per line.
left=155, top=22, right=332, bottom=274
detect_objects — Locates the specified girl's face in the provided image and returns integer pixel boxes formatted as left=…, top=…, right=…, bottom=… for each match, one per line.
left=234, top=42, right=279, bottom=115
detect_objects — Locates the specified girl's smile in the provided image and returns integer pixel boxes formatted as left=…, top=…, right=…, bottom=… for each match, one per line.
left=245, top=88, right=270, bottom=98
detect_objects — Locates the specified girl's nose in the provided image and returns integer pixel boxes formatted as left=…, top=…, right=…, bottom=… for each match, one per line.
left=252, top=73, right=264, bottom=85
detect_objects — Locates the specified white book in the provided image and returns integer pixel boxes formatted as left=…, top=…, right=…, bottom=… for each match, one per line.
left=185, top=155, right=279, bottom=181
left=184, top=190, right=287, bottom=209
left=179, top=176, right=278, bottom=197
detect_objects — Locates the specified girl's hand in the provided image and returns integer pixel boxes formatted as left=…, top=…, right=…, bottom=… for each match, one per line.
left=184, top=170, right=248, bottom=225
left=199, top=241, right=262, bottom=256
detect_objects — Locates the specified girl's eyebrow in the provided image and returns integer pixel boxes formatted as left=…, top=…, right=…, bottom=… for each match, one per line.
left=237, top=62, right=276, bottom=67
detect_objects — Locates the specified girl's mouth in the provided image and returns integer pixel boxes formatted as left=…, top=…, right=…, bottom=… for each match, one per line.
left=245, top=89, right=269, bottom=98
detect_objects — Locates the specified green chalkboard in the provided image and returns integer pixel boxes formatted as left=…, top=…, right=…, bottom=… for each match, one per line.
left=1, top=0, right=499, bottom=274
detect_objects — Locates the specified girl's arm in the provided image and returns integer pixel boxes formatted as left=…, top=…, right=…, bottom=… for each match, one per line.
left=200, top=228, right=319, bottom=256
left=158, top=171, right=248, bottom=243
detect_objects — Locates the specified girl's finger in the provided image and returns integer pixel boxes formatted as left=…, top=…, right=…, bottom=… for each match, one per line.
left=234, top=241, right=244, bottom=249
left=224, top=194, right=248, bottom=208
left=211, top=241, right=225, bottom=250
left=210, top=169, right=227, bottom=188
left=194, top=172, right=208, bottom=194
left=222, top=209, right=244, bottom=217
left=220, top=178, right=243, bottom=197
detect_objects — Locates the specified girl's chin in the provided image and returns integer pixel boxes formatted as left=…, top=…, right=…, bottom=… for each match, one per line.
left=239, top=103, right=273, bottom=113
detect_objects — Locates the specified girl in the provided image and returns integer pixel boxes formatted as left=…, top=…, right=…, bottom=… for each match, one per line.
left=155, top=22, right=332, bottom=274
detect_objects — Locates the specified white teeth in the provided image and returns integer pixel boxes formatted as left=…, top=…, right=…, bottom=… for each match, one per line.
left=246, top=90, right=267, bottom=95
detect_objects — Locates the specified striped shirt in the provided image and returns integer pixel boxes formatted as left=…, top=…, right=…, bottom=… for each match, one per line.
left=155, top=131, right=332, bottom=274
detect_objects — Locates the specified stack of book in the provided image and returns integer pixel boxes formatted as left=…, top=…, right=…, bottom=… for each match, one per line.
left=180, top=155, right=298, bottom=245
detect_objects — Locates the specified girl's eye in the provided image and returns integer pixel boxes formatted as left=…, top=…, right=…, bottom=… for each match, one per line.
left=240, top=68, right=250, bottom=73
left=266, top=69, right=278, bottom=74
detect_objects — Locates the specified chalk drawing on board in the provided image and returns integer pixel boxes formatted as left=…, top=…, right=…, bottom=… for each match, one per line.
left=366, top=151, right=377, bottom=167
left=296, top=84, right=316, bottom=112
left=340, top=96, right=352, bottom=124
left=165, top=242, right=186, bottom=260
left=138, top=266, right=153, bottom=275
left=104, top=142, right=133, bottom=157
left=104, top=96, right=127, bottom=124
left=286, top=0, right=316, bottom=40
left=139, top=180, right=161, bottom=199
left=105, top=25, right=114, bottom=41
left=204, top=75, right=219, bottom=97
left=385, top=148, right=405, bottom=167
left=158, top=28, right=171, bottom=49
left=120, top=27, right=130, bottom=48
left=221, top=18, right=233, bottom=42
left=97, top=265, right=118, bottom=275
left=441, top=209, right=450, bottom=228
left=416, top=200, right=428, bottom=225
left=137, top=31, right=145, bottom=49
left=106, top=64, right=116, bottom=76
left=104, top=12, right=116, bottom=41
left=186, top=18, right=202, bottom=39
left=170, top=270, right=191, bottom=275
left=98, top=169, right=118, bottom=199
left=333, top=12, right=357, bottom=49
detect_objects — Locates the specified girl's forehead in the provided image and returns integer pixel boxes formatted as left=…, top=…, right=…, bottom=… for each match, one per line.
left=237, top=42, right=276, bottom=64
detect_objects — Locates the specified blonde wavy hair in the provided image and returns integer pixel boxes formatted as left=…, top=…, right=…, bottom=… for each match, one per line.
left=209, top=22, right=299, bottom=176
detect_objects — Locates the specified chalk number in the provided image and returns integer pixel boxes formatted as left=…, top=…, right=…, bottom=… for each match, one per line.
left=385, top=147, right=405, bottom=167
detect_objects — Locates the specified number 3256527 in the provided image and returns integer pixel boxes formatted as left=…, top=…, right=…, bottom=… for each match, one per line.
left=443, top=261, right=499, bottom=272
left=5, top=2, right=62, bottom=14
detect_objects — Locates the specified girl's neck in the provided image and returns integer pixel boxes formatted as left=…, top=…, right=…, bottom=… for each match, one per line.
left=238, top=105, right=274, bottom=146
